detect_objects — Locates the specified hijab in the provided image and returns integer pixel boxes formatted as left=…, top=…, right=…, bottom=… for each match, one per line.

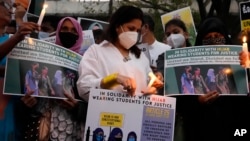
left=195, top=17, right=231, bottom=46
left=55, top=17, right=83, bottom=54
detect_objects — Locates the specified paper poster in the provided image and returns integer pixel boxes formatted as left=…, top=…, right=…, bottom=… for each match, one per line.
left=161, top=7, right=196, bottom=46
left=4, top=37, right=83, bottom=100
left=164, top=45, right=248, bottom=95
left=77, top=17, right=109, bottom=31
left=79, top=30, right=95, bottom=55
left=84, top=89, right=176, bottom=141
left=239, top=1, right=250, bottom=31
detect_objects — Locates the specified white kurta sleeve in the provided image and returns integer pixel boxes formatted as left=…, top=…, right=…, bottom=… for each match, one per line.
left=77, top=44, right=102, bottom=101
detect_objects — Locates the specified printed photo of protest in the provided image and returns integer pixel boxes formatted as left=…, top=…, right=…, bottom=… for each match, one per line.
left=5, top=59, right=81, bottom=100
left=173, top=65, right=238, bottom=95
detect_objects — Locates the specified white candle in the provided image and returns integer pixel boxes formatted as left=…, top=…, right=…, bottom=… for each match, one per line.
left=37, top=4, right=48, bottom=26
left=242, top=36, right=249, bottom=68
left=243, top=36, right=248, bottom=52
left=147, top=72, right=157, bottom=88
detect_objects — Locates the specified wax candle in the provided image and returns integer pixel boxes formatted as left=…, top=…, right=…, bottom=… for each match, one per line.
left=242, top=36, right=249, bottom=68
left=37, top=4, right=48, bottom=26
left=243, top=36, right=248, bottom=52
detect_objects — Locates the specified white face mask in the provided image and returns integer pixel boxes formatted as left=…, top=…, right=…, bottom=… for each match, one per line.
left=167, top=33, right=185, bottom=48
left=138, top=32, right=146, bottom=44
left=118, top=26, right=138, bottom=49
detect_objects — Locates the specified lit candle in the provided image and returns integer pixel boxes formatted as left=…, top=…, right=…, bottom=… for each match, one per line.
left=147, top=72, right=157, bottom=88
left=37, top=4, right=48, bottom=26
left=243, top=36, right=248, bottom=52
left=242, top=36, right=249, bottom=68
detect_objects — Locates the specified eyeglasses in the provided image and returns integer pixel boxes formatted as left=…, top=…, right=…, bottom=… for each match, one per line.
left=0, top=1, right=13, bottom=10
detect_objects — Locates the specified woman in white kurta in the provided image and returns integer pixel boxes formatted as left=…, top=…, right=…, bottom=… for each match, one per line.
left=77, top=6, right=162, bottom=101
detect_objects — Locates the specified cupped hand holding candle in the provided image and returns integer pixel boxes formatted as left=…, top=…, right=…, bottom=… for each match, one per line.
left=142, top=72, right=163, bottom=94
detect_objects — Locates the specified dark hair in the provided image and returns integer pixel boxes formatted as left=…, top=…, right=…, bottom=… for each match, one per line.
left=194, top=67, right=200, bottom=71
left=195, top=17, right=231, bottom=46
left=93, top=29, right=105, bottom=44
left=127, top=131, right=137, bottom=141
left=165, top=18, right=191, bottom=47
left=143, top=14, right=155, bottom=32
left=185, top=65, right=191, bottom=70
left=105, top=5, right=144, bottom=58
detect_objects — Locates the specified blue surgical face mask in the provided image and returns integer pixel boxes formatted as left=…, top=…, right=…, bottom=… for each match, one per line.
left=96, top=135, right=103, bottom=141
left=38, top=31, right=50, bottom=39
left=128, top=138, right=135, bottom=141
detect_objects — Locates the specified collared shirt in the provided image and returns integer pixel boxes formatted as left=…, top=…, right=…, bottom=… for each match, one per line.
left=77, top=40, right=152, bottom=101
left=138, top=40, right=171, bottom=67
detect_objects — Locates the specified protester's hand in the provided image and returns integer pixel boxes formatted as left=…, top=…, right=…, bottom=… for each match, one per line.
left=60, top=93, right=78, bottom=110
left=21, top=90, right=37, bottom=108
left=116, top=74, right=136, bottom=96
left=13, top=22, right=39, bottom=40
left=152, top=72, right=164, bottom=88
left=198, top=90, right=219, bottom=104
left=239, top=51, right=250, bottom=68
left=14, top=4, right=27, bottom=25
left=141, top=86, right=157, bottom=95
left=205, top=88, right=210, bottom=93
left=150, top=66, right=158, bottom=73
left=50, top=89, right=55, bottom=96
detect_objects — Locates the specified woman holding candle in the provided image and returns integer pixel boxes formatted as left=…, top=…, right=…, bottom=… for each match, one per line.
left=77, top=6, right=163, bottom=102
left=194, top=17, right=250, bottom=141
left=0, top=0, right=39, bottom=140
left=19, top=17, right=86, bottom=141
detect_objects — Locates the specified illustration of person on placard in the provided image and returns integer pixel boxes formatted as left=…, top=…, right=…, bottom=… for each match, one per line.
left=108, top=127, right=123, bottom=141
left=181, top=66, right=194, bottom=94
left=88, top=22, right=104, bottom=30
left=52, top=69, right=64, bottom=97
left=193, top=67, right=209, bottom=94
left=92, top=128, right=105, bottom=141
left=38, top=66, right=55, bottom=96
left=216, top=66, right=230, bottom=94
left=63, top=70, right=76, bottom=98
left=126, top=131, right=137, bottom=141
left=205, top=68, right=217, bottom=92
left=24, top=62, right=40, bottom=96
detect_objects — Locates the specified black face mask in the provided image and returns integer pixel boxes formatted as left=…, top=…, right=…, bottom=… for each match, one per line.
left=202, top=37, right=226, bottom=45
left=59, top=32, right=79, bottom=48
left=115, top=138, right=122, bottom=141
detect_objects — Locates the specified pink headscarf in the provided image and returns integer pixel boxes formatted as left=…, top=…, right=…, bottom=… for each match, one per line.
left=55, top=17, right=83, bottom=54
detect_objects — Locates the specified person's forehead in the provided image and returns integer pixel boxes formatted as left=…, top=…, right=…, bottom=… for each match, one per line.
left=166, top=24, right=182, bottom=31
left=124, top=19, right=142, bottom=27
left=205, top=32, right=223, bottom=36
left=62, top=20, right=74, bottom=27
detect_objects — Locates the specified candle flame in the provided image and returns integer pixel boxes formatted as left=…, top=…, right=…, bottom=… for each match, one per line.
left=147, top=72, right=157, bottom=88
left=243, top=36, right=247, bottom=43
left=223, top=68, right=231, bottom=74
left=43, top=4, right=48, bottom=9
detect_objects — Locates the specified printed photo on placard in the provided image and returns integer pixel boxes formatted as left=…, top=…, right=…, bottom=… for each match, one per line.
left=161, top=7, right=196, bottom=46
left=77, top=17, right=109, bottom=31
left=164, top=45, right=248, bottom=96
left=4, top=37, right=83, bottom=100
